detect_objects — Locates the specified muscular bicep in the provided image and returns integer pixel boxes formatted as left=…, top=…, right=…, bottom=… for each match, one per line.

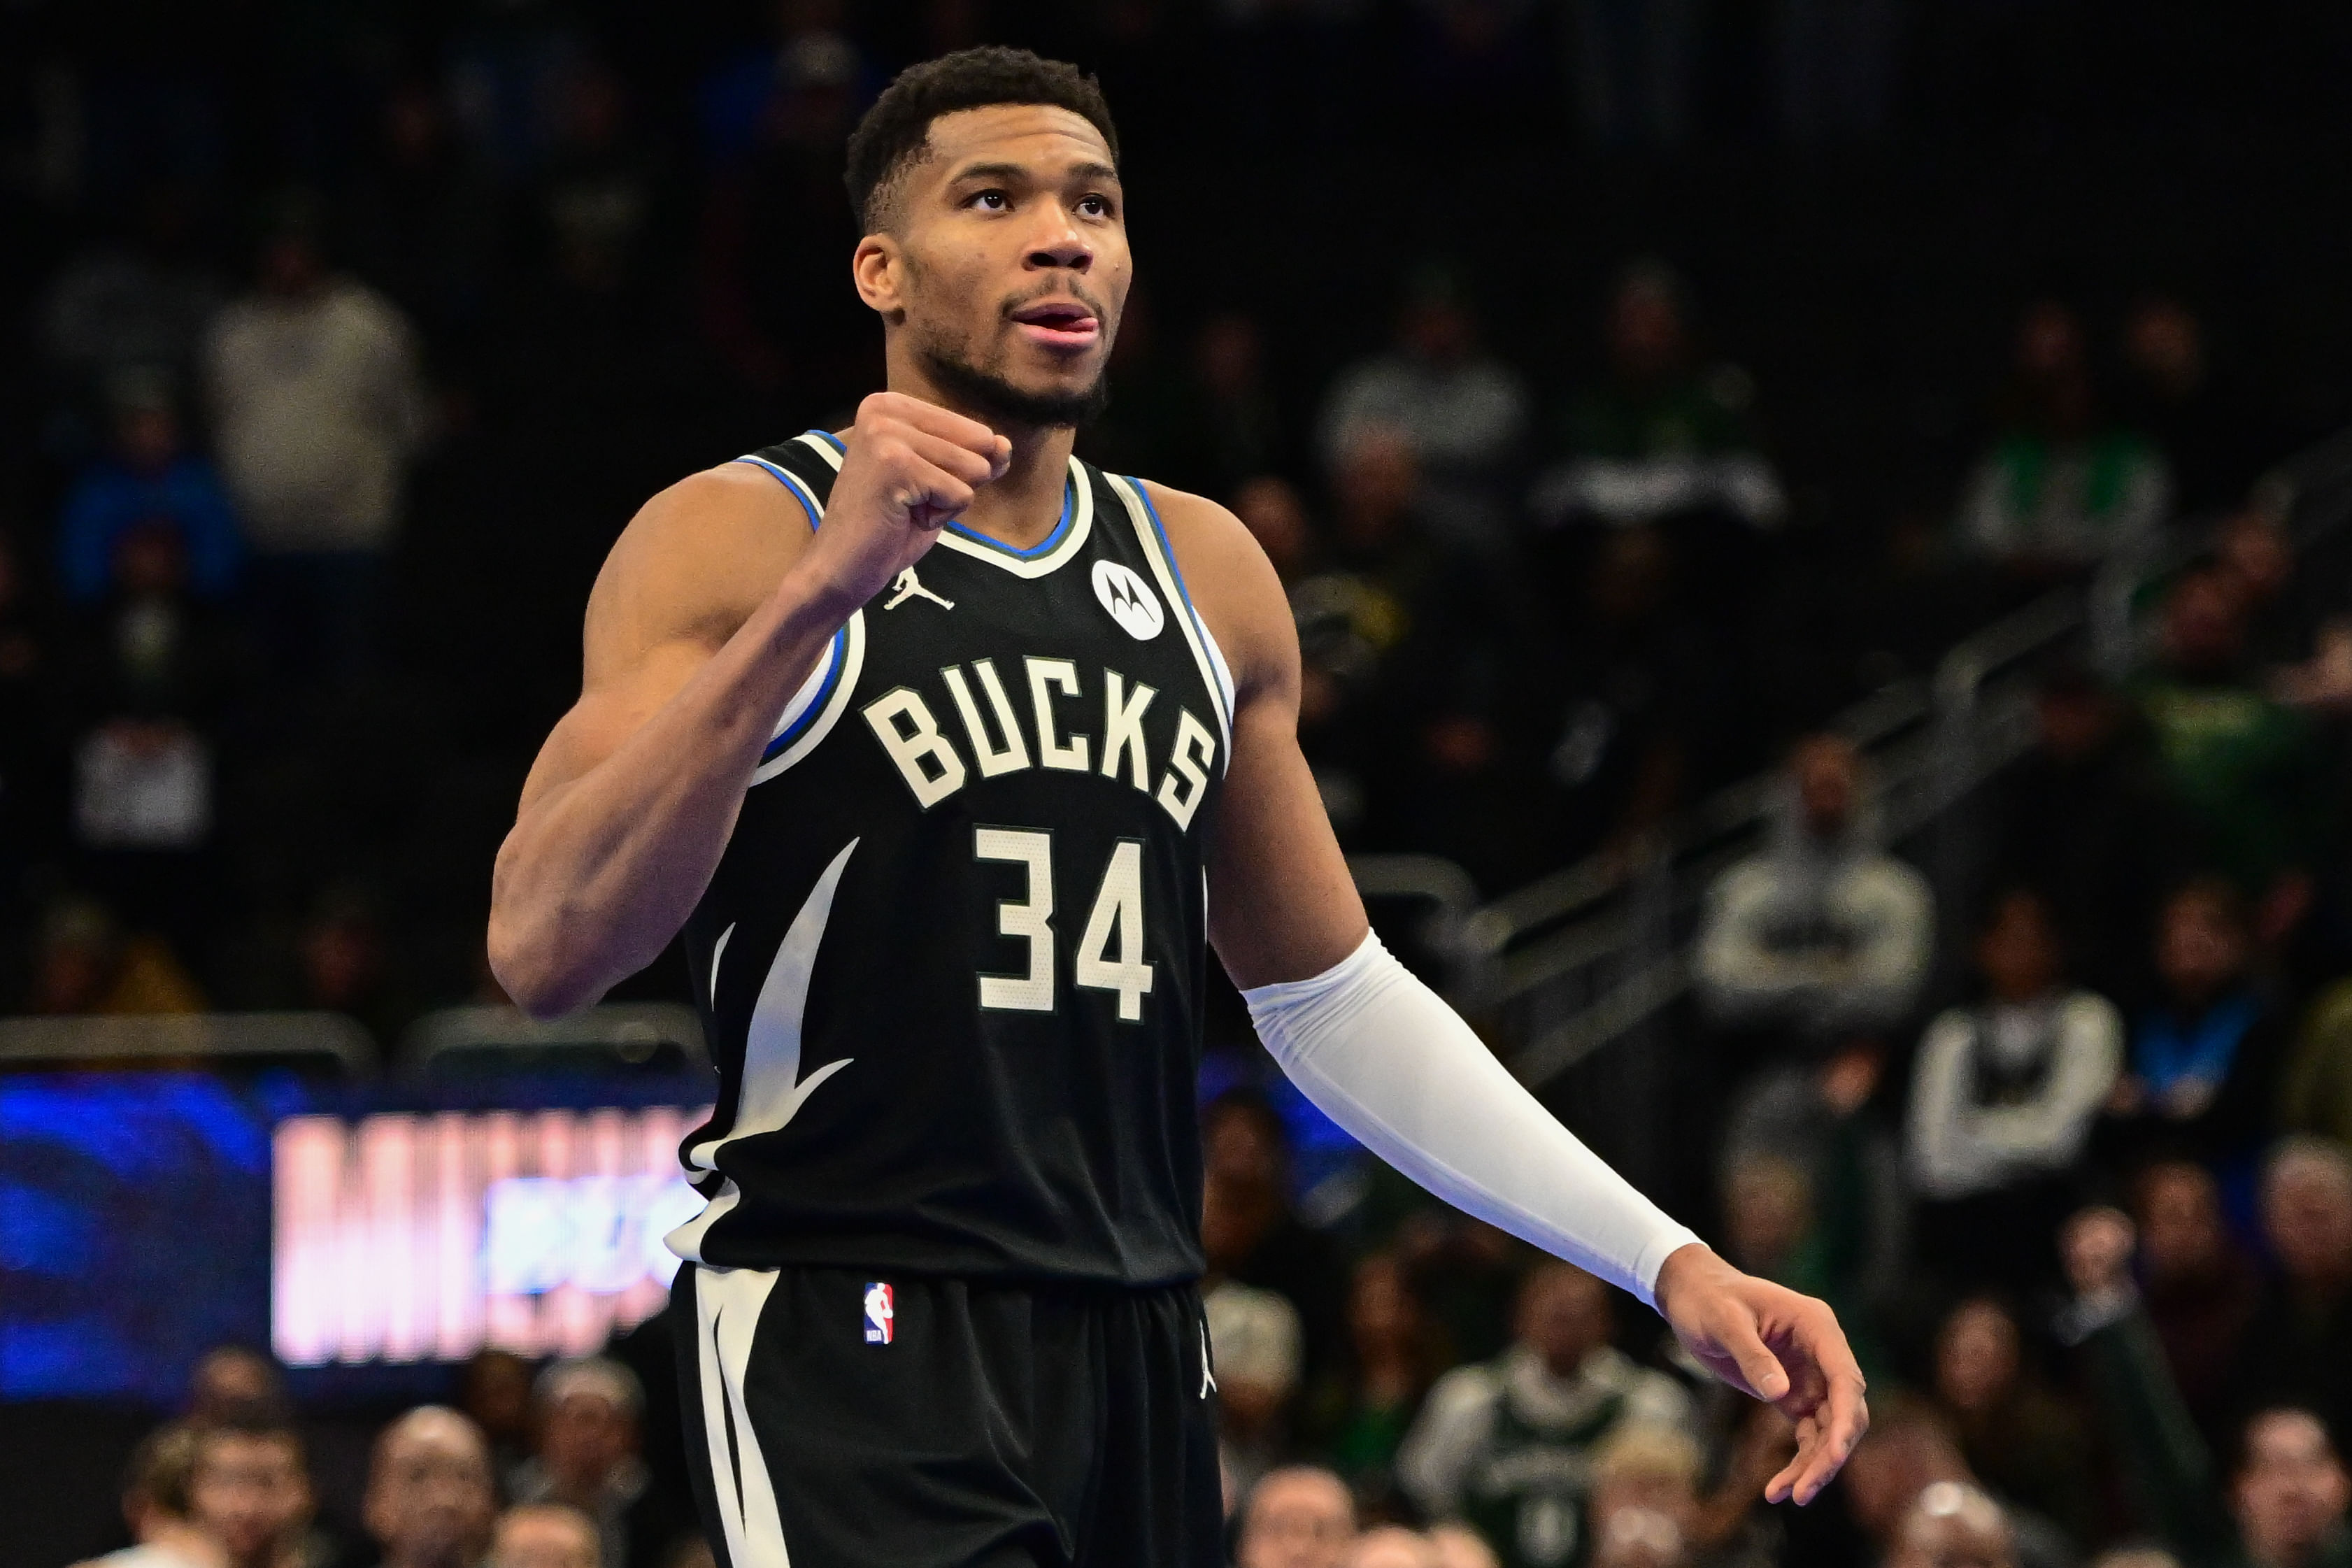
left=1206, top=683, right=1371, bottom=988
left=515, top=464, right=799, bottom=818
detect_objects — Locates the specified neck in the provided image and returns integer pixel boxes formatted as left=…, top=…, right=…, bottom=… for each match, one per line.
left=884, top=353, right=1080, bottom=552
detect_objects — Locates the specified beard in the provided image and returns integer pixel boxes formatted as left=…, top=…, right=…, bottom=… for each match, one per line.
left=915, top=333, right=1111, bottom=432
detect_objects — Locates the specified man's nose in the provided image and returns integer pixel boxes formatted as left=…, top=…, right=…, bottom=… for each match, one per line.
left=1025, top=215, right=1092, bottom=271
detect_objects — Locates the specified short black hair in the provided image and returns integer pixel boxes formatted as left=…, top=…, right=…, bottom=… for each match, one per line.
left=844, top=47, right=1118, bottom=234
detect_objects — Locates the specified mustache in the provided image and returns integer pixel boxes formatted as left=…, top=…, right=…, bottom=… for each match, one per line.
left=1000, top=282, right=1109, bottom=322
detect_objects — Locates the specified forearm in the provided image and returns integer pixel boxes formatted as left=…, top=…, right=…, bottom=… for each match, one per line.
left=1244, top=932, right=1699, bottom=1307
left=490, top=578, right=850, bottom=1015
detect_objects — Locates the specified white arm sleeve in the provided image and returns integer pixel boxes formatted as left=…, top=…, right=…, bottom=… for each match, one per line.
left=1243, top=931, right=1703, bottom=1310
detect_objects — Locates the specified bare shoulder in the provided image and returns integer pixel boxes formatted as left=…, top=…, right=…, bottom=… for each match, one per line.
left=1136, top=479, right=1294, bottom=701
left=583, top=461, right=813, bottom=687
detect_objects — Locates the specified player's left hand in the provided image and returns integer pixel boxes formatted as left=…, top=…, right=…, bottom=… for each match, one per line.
left=1653, top=1243, right=1868, bottom=1506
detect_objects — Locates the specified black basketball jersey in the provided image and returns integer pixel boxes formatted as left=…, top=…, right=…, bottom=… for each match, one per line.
left=665, top=430, right=1235, bottom=1288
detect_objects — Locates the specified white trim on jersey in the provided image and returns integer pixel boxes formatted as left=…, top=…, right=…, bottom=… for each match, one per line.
left=693, top=1264, right=792, bottom=1567
left=929, top=455, right=1095, bottom=578
left=667, top=839, right=860, bottom=1264
left=751, top=611, right=867, bottom=786
left=736, top=453, right=826, bottom=523
left=711, top=922, right=734, bottom=1007
left=1105, top=473, right=1235, bottom=768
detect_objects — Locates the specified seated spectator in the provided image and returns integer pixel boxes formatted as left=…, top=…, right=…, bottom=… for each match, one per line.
left=1990, top=664, right=2187, bottom=1001
left=293, top=886, right=415, bottom=1048
left=2090, top=1552, right=2184, bottom=1568
left=1318, top=269, right=1529, bottom=554
left=1955, top=300, right=2169, bottom=578
left=1346, top=1527, right=1443, bottom=1568
left=2235, top=1140, right=2352, bottom=1446
left=186, top=1416, right=318, bottom=1568
left=1397, top=1262, right=1690, bottom=1568
left=57, top=374, right=241, bottom=607
left=511, top=1357, right=685, bottom=1568
left=73, top=1423, right=219, bottom=1568
left=2134, top=567, right=2326, bottom=894
left=62, top=513, right=241, bottom=955
left=1202, top=1090, right=1347, bottom=1387
left=1309, top=1253, right=1449, bottom=1509
left=189, top=1346, right=291, bottom=1426
left=2213, top=506, right=2327, bottom=674
left=203, top=192, right=428, bottom=690
left=1583, top=1425, right=1706, bottom=1568
left=1237, top=1466, right=1357, bottom=1568
left=1153, top=311, right=1291, bottom=499
left=2131, top=1159, right=2260, bottom=1441
left=1209, top=1279, right=1307, bottom=1505
left=2107, top=879, right=2286, bottom=1165
left=1888, top=1481, right=2019, bottom=1568
left=1927, top=1296, right=2095, bottom=1547
left=1836, top=1401, right=2074, bottom=1568
left=1284, top=429, right=1514, bottom=877
left=1695, top=734, right=1934, bottom=1057
left=32, top=894, right=204, bottom=1015
left=491, top=1504, right=601, bottom=1568
left=1236, top=476, right=1316, bottom=587
left=2118, top=294, right=2265, bottom=517
left=364, top=1408, right=497, bottom=1568
left=37, top=183, right=224, bottom=460
left=2062, top=1205, right=2352, bottom=1568
left=1908, top=890, right=2123, bottom=1290
left=1532, top=261, right=1785, bottom=534
left=2283, top=983, right=2352, bottom=1152
left=459, top=1348, right=539, bottom=1492
left=1719, top=1045, right=1905, bottom=1379
left=1524, top=526, right=1727, bottom=869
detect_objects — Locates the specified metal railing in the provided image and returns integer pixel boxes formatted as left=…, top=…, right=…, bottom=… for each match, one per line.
left=399, top=1003, right=711, bottom=1078
left=0, top=1011, right=378, bottom=1075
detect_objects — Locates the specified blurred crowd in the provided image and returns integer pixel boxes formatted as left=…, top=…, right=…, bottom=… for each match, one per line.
left=0, top=0, right=2329, bottom=1029
left=19, top=3, right=2352, bottom=1568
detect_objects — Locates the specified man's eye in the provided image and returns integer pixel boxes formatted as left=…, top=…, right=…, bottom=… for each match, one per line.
left=1078, top=194, right=1114, bottom=218
left=970, top=190, right=1010, bottom=211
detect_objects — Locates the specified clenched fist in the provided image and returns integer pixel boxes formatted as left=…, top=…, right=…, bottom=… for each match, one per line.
left=788, top=392, right=1011, bottom=618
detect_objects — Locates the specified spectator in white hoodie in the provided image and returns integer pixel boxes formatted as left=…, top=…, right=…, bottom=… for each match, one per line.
left=1697, top=733, right=1934, bottom=1060
left=204, top=192, right=427, bottom=691
left=1908, top=888, right=2123, bottom=1291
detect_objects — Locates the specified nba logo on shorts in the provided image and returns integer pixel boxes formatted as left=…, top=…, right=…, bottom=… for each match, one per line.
left=863, top=1282, right=895, bottom=1344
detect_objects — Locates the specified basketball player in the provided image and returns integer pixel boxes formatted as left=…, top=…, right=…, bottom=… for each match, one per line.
left=488, top=47, right=1867, bottom=1568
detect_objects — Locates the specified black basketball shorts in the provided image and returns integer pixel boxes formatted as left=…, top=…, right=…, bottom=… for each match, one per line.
left=673, top=1263, right=1225, bottom=1568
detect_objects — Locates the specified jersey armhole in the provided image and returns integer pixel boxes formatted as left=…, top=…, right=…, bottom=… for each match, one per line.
left=1127, top=477, right=1240, bottom=750
left=732, top=455, right=823, bottom=532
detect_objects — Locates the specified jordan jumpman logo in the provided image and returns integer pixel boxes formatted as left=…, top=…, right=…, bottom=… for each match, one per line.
left=883, top=567, right=955, bottom=611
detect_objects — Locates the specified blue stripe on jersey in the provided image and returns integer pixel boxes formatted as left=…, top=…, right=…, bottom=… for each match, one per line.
left=732, top=455, right=823, bottom=529
left=763, top=625, right=848, bottom=760
left=942, top=478, right=1075, bottom=561
left=1125, top=477, right=1231, bottom=727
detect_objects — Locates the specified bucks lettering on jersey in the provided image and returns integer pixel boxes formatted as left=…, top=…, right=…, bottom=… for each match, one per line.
left=665, top=431, right=1234, bottom=1285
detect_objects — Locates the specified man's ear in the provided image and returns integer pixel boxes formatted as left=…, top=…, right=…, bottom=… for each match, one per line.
left=853, top=234, right=905, bottom=320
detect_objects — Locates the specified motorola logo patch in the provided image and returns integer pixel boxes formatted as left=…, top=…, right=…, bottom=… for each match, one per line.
left=1091, top=560, right=1165, bottom=641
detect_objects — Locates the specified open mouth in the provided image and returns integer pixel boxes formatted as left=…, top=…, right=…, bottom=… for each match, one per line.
left=1010, top=300, right=1102, bottom=351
